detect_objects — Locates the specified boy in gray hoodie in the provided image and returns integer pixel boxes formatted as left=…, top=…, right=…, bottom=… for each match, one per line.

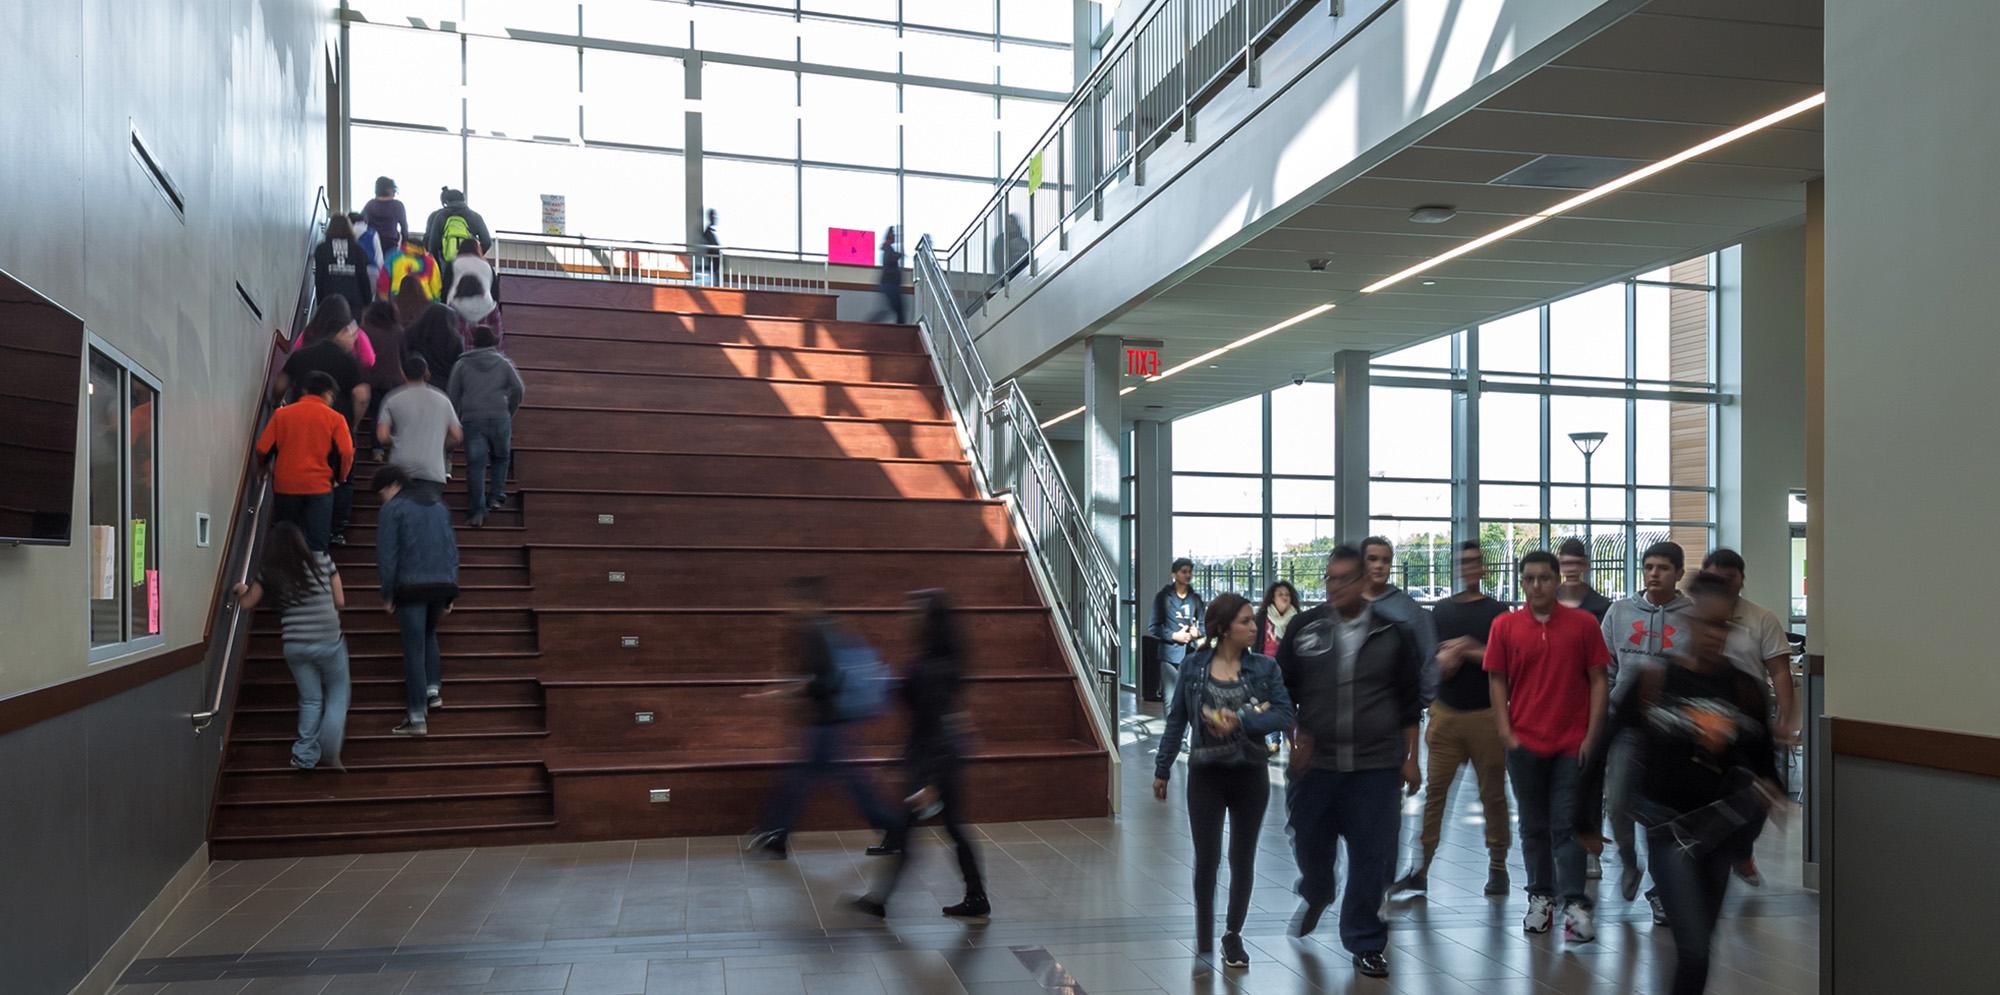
left=446, top=325, right=524, bottom=527
left=1597, top=540, right=1693, bottom=921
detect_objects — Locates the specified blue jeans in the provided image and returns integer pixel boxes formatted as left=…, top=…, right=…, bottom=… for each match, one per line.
left=1288, top=767, right=1401, bottom=955
left=273, top=491, right=334, bottom=552
left=1507, top=746, right=1587, bottom=905
left=758, top=721, right=899, bottom=835
left=463, top=415, right=513, bottom=514
left=1646, top=820, right=1758, bottom=995
left=395, top=599, right=448, bottom=722
left=284, top=639, right=350, bottom=768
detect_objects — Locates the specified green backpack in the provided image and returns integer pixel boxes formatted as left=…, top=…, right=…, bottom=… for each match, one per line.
left=438, top=213, right=475, bottom=263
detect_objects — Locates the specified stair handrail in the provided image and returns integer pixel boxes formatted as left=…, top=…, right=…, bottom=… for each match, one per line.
left=911, top=235, right=1122, bottom=728
left=192, top=186, right=329, bottom=733
left=491, top=229, right=830, bottom=295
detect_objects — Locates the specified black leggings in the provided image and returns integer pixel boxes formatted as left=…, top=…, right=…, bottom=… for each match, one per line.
left=1186, top=763, right=1270, bottom=943
left=874, top=751, right=984, bottom=899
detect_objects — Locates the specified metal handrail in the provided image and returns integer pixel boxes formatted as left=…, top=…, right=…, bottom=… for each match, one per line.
left=192, top=187, right=330, bottom=732
left=937, top=0, right=1319, bottom=307
left=492, top=229, right=830, bottom=295
left=912, top=235, right=1122, bottom=727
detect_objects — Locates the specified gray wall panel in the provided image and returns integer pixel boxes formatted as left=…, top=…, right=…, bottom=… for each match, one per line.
left=0, top=714, right=92, bottom=995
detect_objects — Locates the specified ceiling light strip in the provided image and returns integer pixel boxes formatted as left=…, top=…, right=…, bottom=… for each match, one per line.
left=1039, top=302, right=1337, bottom=428
left=1359, top=91, right=1826, bottom=294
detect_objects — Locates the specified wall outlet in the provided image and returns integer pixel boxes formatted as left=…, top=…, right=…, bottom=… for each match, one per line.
left=649, top=789, right=671, bottom=803
left=620, top=635, right=639, bottom=648
left=597, top=513, right=615, bottom=525
left=635, top=711, right=655, bottom=724
left=607, top=571, right=626, bottom=583
left=194, top=513, right=212, bottom=548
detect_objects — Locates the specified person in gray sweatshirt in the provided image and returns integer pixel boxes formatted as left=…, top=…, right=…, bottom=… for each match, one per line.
left=1597, top=540, right=1694, bottom=922
left=446, top=325, right=524, bottom=527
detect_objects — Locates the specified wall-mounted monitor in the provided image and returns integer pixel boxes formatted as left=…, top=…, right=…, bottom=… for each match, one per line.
left=0, top=268, right=85, bottom=545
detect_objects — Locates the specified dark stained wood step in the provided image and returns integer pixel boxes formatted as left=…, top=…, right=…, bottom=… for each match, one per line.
left=228, top=729, right=549, bottom=769
left=505, top=304, right=918, bottom=350
left=526, top=546, right=1039, bottom=609
left=252, top=606, right=534, bottom=632
left=348, top=505, right=523, bottom=528
left=534, top=606, right=1063, bottom=678
left=507, top=336, right=935, bottom=384
left=512, top=408, right=964, bottom=461
left=503, top=274, right=836, bottom=319
left=320, top=584, right=532, bottom=609
left=515, top=491, right=1015, bottom=548
left=232, top=702, right=546, bottom=737
left=208, top=816, right=560, bottom=860
left=237, top=674, right=542, bottom=709
left=213, top=790, right=554, bottom=832
left=510, top=449, right=977, bottom=499
left=336, top=562, right=530, bottom=586
left=338, top=522, right=530, bottom=547
left=219, top=762, right=548, bottom=801
left=331, top=543, right=524, bottom=568
left=520, top=368, right=949, bottom=420
left=249, top=629, right=538, bottom=656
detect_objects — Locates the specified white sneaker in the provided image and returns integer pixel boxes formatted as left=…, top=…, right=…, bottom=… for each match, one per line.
left=1523, top=895, right=1554, bottom=934
left=1585, top=853, right=1602, bottom=879
left=1564, top=904, right=1596, bottom=943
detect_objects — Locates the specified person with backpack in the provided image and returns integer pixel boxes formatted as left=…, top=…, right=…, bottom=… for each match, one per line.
left=233, top=521, right=350, bottom=771
left=424, top=186, right=493, bottom=279
left=744, top=575, right=900, bottom=860
left=444, top=240, right=502, bottom=346
left=849, top=590, right=995, bottom=921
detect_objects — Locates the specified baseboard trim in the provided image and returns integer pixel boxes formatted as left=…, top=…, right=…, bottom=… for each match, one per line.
left=1830, top=717, right=2000, bottom=779
left=68, top=844, right=208, bottom=995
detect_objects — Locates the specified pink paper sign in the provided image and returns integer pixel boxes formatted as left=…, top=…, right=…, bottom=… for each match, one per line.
left=827, top=227, right=875, bottom=266
left=147, top=569, right=160, bottom=634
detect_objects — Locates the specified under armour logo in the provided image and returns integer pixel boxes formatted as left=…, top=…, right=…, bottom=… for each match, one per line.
left=1628, top=621, right=1676, bottom=649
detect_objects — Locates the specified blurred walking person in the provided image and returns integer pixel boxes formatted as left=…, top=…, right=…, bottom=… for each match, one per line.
left=745, top=576, right=900, bottom=859
left=373, top=464, right=459, bottom=735
left=1361, top=536, right=1441, bottom=706
left=397, top=275, right=464, bottom=384
left=444, top=240, right=503, bottom=347
left=361, top=176, right=408, bottom=270
left=1151, top=593, right=1294, bottom=969
left=233, top=521, right=350, bottom=771
left=850, top=590, right=994, bottom=920
left=255, top=371, right=355, bottom=553
left=448, top=325, right=524, bottom=525
left=876, top=227, right=905, bottom=323
left=1602, top=541, right=1694, bottom=922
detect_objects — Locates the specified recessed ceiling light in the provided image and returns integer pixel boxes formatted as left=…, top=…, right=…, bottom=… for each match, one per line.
left=1420, top=280, right=1436, bottom=286
left=1408, top=205, right=1457, bottom=224
left=1363, top=92, right=1825, bottom=293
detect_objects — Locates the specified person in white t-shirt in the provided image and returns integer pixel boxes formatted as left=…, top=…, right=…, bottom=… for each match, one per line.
left=1698, top=548, right=1799, bottom=889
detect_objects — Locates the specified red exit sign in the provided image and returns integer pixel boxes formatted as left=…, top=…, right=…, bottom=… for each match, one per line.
left=1125, top=347, right=1161, bottom=377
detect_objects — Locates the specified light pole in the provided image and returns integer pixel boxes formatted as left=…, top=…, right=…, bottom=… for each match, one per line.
left=1569, top=431, right=1607, bottom=579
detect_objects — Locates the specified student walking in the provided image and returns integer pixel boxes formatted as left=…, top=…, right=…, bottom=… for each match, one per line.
left=397, top=275, right=464, bottom=384
left=1486, top=550, right=1610, bottom=943
left=233, top=521, right=350, bottom=771
left=876, top=227, right=905, bottom=323
left=1253, top=580, right=1300, bottom=658
left=447, top=325, right=524, bottom=526
left=1279, top=546, right=1424, bottom=979
left=1151, top=592, right=1294, bottom=969
left=255, top=371, right=356, bottom=552
left=1360, top=536, right=1441, bottom=706
left=444, top=241, right=502, bottom=345
left=378, top=237, right=442, bottom=301
left=745, top=576, right=901, bottom=859
left=358, top=301, right=406, bottom=446
left=361, top=176, right=408, bottom=267
left=314, top=215, right=374, bottom=315
left=1601, top=541, right=1694, bottom=920
left=1697, top=547, right=1796, bottom=888
left=1147, top=558, right=1204, bottom=700
left=1557, top=537, right=1617, bottom=879
left=1603, top=571, right=1785, bottom=995
left=1557, top=538, right=1615, bottom=620
left=1393, top=541, right=1513, bottom=897
left=279, top=301, right=370, bottom=546
left=373, top=464, right=460, bottom=735
left=376, top=355, right=461, bottom=493
left=850, top=590, right=993, bottom=921
left=423, top=186, right=493, bottom=276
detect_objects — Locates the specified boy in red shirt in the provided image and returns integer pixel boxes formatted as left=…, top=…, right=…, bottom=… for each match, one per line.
left=1486, top=549, right=1610, bottom=943
left=255, top=371, right=356, bottom=552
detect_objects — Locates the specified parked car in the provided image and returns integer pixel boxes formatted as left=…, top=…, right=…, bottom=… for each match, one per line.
left=1405, top=585, right=1452, bottom=603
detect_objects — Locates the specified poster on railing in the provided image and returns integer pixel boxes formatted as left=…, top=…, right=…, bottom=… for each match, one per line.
left=540, top=194, right=566, bottom=236
left=827, top=227, right=873, bottom=265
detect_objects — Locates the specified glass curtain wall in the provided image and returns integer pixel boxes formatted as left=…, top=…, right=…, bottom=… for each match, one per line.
left=341, top=1, right=1071, bottom=251
left=1166, top=256, right=1721, bottom=607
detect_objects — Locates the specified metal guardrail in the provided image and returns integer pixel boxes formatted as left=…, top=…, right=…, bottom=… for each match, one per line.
left=913, top=235, right=1122, bottom=728
left=936, top=0, right=1317, bottom=312
left=493, top=230, right=830, bottom=295
left=193, top=187, right=330, bottom=733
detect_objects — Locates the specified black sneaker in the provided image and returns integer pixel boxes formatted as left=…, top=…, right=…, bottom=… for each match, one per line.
left=1354, top=952, right=1390, bottom=978
left=864, top=836, right=903, bottom=856
left=1484, top=866, right=1510, bottom=896
left=1389, top=869, right=1428, bottom=895
left=390, top=720, right=427, bottom=736
left=848, top=895, right=887, bottom=918
left=1648, top=893, right=1669, bottom=925
left=941, top=894, right=990, bottom=918
left=426, top=687, right=443, bottom=710
left=1220, top=933, right=1249, bottom=970
left=744, top=829, right=788, bottom=860
left=329, top=533, right=348, bottom=546
left=1291, top=901, right=1328, bottom=938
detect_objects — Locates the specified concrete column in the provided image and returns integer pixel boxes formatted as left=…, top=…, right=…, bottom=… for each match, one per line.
left=1334, top=349, right=1370, bottom=544
left=1717, top=228, right=1807, bottom=618
left=1083, top=336, right=1122, bottom=565
left=1133, top=419, right=1172, bottom=699
left=1802, top=180, right=1825, bottom=898
left=684, top=54, right=705, bottom=249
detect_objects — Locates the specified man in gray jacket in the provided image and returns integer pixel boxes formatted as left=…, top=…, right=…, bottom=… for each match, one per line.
left=1361, top=537, right=1440, bottom=707
left=1598, top=540, right=1693, bottom=922
left=446, top=325, right=524, bottom=527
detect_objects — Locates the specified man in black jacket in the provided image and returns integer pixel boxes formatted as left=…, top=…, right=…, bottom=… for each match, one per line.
left=1278, top=545, right=1424, bottom=979
left=1147, top=558, right=1203, bottom=701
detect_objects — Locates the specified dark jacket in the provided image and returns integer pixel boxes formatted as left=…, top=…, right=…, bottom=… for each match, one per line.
left=405, top=302, right=464, bottom=383
left=902, top=648, right=966, bottom=785
left=1148, top=584, right=1204, bottom=666
left=376, top=487, right=460, bottom=604
left=1277, top=604, right=1424, bottom=772
left=313, top=237, right=373, bottom=314
left=1154, top=649, right=1294, bottom=782
left=794, top=615, right=847, bottom=726
left=424, top=200, right=493, bottom=261
left=1605, top=660, right=1779, bottom=823
left=1369, top=585, right=1440, bottom=706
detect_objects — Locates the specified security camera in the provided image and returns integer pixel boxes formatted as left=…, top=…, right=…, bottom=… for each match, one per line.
left=1291, top=373, right=1306, bottom=386
left=1306, top=258, right=1330, bottom=272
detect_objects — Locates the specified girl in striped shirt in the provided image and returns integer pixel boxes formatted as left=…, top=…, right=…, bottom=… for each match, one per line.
left=235, top=522, right=350, bottom=771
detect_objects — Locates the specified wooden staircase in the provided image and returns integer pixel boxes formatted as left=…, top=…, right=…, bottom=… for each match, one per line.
left=209, top=276, right=1109, bottom=858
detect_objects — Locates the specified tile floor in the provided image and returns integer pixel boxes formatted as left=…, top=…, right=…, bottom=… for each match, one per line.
left=116, top=704, right=1818, bottom=994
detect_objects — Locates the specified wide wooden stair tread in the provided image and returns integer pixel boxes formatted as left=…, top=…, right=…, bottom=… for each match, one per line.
left=210, top=281, right=1108, bottom=858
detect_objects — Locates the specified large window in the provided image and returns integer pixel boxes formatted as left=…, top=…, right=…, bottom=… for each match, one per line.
left=342, top=2, right=1072, bottom=249
left=87, top=341, right=162, bottom=660
left=1169, top=386, right=1337, bottom=604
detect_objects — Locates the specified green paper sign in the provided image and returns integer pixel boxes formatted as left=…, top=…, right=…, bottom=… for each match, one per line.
left=131, top=519, right=147, bottom=584
left=1028, top=152, right=1044, bottom=195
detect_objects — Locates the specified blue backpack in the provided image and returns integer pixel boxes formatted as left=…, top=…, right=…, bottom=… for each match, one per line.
left=826, top=626, right=889, bottom=723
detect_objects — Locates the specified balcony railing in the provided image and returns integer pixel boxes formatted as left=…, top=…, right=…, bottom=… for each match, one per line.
left=494, top=230, right=829, bottom=295
left=934, top=0, right=1320, bottom=313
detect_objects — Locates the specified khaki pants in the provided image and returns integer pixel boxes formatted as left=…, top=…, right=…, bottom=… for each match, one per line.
left=1420, top=701, right=1512, bottom=868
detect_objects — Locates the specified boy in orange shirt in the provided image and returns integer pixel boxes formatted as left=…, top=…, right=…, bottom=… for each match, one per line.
left=255, top=371, right=356, bottom=551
